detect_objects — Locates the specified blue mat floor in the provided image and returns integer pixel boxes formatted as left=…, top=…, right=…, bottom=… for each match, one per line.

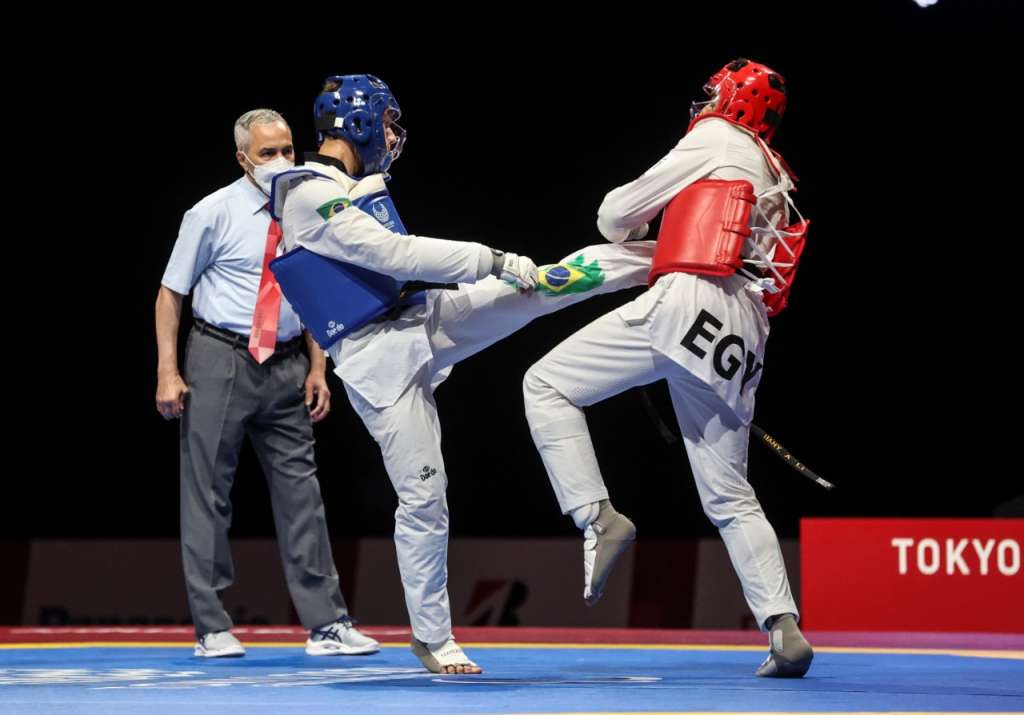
left=1, top=645, right=1021, bottom=714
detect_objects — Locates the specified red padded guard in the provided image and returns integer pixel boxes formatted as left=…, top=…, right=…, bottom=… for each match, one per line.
left=761, top=219, right=809, bottom=317
left=648, top=179, right=756, bottom=286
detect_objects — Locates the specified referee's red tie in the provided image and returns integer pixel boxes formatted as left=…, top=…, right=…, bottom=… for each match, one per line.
left=248, top=218, right=283, bottom=364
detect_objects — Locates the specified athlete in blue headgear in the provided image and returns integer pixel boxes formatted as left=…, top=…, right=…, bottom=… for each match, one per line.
left=313, top=74, right=406, bottom=177
left=271, top=74, right=657, bottom=674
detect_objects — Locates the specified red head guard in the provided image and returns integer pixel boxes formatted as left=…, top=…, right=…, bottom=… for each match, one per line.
left=689, top=58, right=787, bottom=143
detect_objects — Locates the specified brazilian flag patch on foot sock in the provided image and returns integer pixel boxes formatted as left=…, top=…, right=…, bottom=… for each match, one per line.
left=536, top=253, right=605, bottom=295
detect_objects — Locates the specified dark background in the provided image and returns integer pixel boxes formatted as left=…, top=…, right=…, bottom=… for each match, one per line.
left=7, top=2, right=1021, bottom=543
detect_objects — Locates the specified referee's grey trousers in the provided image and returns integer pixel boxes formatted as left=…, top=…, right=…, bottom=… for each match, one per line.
left=180, top=327, right=347, bottom=637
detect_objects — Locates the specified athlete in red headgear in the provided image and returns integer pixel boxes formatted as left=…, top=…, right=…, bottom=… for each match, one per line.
left=524, top=58, right=813, bottom=678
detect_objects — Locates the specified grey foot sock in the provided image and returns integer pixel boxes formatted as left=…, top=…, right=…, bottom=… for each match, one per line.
left=755, top=613, right=814, bottom=678
left=585, top=500, right=637, bottom=606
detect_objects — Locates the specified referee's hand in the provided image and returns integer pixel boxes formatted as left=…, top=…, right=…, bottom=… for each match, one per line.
left=156, top=372, right=190, bottom=420
left=305, top=372, right=332, bottom=423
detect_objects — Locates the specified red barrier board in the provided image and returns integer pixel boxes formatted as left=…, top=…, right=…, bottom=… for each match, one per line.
left=801, top=518, right=1023, bottom=632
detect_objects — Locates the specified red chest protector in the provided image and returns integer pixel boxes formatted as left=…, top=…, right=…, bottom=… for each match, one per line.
left=648, top=179, right=756, bottom=285
left=759, top=215, right=809, bottom=317
left=648, top=173, right=809, bottom=317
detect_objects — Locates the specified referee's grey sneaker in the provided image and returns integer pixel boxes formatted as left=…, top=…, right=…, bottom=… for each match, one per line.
left=306, top=615, right=380, bottom=656
left=194, top=630, right=245, bottom=658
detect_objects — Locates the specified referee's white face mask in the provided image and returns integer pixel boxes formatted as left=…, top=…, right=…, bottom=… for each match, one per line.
left=244, top=154, right=295, bottom=196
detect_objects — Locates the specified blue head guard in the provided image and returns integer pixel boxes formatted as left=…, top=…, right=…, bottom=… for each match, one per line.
left=313, top=74, right=406, bottom=177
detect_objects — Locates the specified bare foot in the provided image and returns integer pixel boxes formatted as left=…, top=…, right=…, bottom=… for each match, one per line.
left=439, top=663, right=483, bottom=674
left=411, top=637, right=482, bottom=674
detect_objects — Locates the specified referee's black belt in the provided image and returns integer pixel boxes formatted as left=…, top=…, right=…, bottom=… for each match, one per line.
left=193, top=319, right=304, bottom=355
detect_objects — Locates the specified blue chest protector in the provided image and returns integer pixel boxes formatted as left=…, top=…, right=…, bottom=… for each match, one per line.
left=270, top=185, right=438, bottom=349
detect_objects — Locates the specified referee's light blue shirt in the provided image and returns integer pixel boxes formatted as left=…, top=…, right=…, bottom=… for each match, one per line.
left=161, top=176, right=302, bottom=340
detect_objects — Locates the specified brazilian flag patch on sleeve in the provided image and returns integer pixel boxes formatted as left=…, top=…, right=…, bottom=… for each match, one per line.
left=536, top=253, right=606, bottom=295
left=316, top=197, right=352, bottom=221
